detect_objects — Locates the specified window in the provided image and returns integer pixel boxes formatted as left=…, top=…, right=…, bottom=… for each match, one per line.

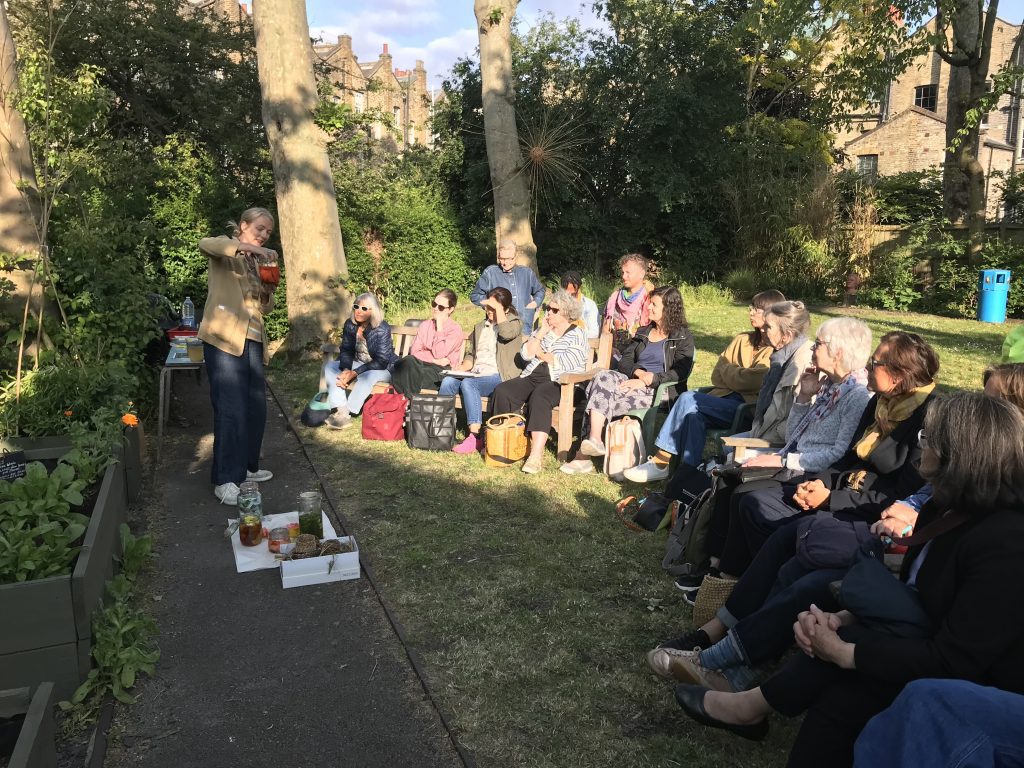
left=914, top=84, right=938, bottom=112
left=354, top=91, right=365, bottom=113
left=393, top=106, right=401, bottom=123
left=408, top=126, right=416, bottom=146
left=857, top=154, right=878, bottom=181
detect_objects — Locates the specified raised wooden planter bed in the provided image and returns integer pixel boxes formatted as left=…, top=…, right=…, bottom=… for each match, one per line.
left=0, top=439, right=129, bottom=700
left=0, top=684, right=57, bottom=768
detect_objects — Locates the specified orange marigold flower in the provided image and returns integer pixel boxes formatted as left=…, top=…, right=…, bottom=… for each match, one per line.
left=121, top=413, right=139, bottom=428
left=64, top=409, right=73, bottom=417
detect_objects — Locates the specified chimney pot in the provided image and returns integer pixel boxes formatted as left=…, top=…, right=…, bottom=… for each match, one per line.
left=382, top=43, right=389, bottom=55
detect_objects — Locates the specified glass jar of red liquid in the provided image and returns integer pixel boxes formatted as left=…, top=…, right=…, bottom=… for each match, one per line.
left=237, top=482, right=263, bottom=547
left=258, top=252, right=280, bottom=286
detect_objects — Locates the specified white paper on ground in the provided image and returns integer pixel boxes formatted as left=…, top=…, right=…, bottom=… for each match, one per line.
left=228, top=511, right=336, bottom=573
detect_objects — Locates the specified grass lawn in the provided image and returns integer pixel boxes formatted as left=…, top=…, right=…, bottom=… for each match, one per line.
left=267, top=295, right=1011, bottom=768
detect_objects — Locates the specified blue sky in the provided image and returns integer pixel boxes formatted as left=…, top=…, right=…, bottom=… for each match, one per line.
left=306, top=0, right=604, bottom=87
left=306, top=1, right=1024, bottom=89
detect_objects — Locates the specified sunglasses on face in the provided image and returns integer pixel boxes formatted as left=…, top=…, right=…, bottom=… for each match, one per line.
left=431, top=301, right=450, bottom=311
left=543, top=304, right=561, bottom=314
left=353, top=303, right=372, bottom=312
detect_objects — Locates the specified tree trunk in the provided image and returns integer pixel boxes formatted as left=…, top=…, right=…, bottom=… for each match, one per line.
left=473, top=0, right=538, bottom=273
left=251, top=0, right=350, bottom=354
left=0, top=1, right=39, bottom=257
left=942, top=0, right=997, bottom=267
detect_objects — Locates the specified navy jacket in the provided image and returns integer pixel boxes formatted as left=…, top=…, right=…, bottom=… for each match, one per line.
left=470, top=265, right=545, bottom=330
left=337, top=319, right=399, bottom=374
left=617, top=324, right=695, bottom=402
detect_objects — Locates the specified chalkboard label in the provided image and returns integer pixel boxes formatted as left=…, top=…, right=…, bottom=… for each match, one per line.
left=0, top=451, right=27, bottom=481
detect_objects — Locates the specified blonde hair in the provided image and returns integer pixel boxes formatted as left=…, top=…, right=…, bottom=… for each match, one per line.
left=228, top=207, right=274, bottom=237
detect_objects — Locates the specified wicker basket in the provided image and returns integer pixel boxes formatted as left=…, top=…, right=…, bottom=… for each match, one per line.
left=692, top=574, right=738, bottom=627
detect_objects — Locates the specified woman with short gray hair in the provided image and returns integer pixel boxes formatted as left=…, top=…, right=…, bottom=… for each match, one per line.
left=491, top=289, right=589, bottom=473
left=322, top=292, right=399, bottom=429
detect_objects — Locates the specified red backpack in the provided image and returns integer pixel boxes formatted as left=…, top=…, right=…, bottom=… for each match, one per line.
left=361, top=389, right=407, bottom=441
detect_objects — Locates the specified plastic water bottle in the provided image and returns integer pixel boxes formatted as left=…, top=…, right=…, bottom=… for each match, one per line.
left=182, top=296, right=195, bottom=329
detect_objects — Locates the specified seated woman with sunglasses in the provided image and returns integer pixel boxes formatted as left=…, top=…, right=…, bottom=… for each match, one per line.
left=491, top=290, right=588, bottom=474
left=439, top=287, right=524, bottom=454
left=391, top=289, right=465, bottom=397
left=673, top=392, right=1024, bottom=768
left=322, top=292, right=399, bottom=430
left=561, top=285, right=694, bottom=474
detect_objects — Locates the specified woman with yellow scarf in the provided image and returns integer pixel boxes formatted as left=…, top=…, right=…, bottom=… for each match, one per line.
left=714, top=331, right=939, bottom=578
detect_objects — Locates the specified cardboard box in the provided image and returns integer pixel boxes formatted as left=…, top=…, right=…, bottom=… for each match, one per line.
left=280, top=534, right=359, bottom=589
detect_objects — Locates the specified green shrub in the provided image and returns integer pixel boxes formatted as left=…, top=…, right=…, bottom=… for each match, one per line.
left=860, top=247, right=921, bottom=312
left=0, top=361, right=135, bottom=439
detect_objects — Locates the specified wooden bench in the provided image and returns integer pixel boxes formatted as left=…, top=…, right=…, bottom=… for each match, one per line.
left=322, top=325, right=613, bottom=460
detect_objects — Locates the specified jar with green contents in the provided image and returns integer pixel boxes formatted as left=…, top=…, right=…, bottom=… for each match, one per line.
left=297, top=490, right=323, bottom=538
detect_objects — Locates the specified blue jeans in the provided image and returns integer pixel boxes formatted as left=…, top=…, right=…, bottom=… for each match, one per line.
left=855, top=680, right=1024, bottom=768
left=204, top=340, right=265, bottom=486
left=323, top=360, right=391, bottom=415
left=438, top=373, right=502, bottom=428
left=654, top=390, right=745, bottom=465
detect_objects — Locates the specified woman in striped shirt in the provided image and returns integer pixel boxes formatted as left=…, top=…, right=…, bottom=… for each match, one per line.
left=491, top=289, right=589, bottom=473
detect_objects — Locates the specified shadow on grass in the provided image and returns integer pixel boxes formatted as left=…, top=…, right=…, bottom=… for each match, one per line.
left=267, top=359, right=794, bottom=768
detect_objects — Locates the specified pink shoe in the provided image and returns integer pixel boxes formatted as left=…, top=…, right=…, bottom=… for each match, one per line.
left=453, top=434, right=479, bottom=454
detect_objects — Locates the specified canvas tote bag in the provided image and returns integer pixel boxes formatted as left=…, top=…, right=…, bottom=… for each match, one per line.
left=603, top=416, right=645, bottom=481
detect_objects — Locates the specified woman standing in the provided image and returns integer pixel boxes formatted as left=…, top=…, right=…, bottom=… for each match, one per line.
left=197, top=207, right=279, bottom=505
left=322, top=292, right=398, bottom=430
left=440, top=288, right=523, bottom=454
left=491, top=289, right=589, bottom=474
left=561, top=286, right=694, bottom=473
left=390, top=289, right=465, bottom=397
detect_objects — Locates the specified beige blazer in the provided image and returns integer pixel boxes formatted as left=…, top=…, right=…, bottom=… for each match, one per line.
left=196, top=236, right=274, bottom=364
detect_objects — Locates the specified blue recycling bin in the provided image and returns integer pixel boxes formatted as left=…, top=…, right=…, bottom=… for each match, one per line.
left=978, top=269, right=1011, bottom=323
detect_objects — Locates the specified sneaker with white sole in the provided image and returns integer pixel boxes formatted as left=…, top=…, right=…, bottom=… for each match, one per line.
left=559, top=458, right=595, bottom=475
left=623, top=459, right=670, bottom=483
left=246, top=469, right=273, bottom=482
left=325, top=411, right=352, bottom=430
left=578, top=438, right=606, bottom=457
left=214, top=482, right=240, bottom=505
left=646, top=647, right=700, bottom=681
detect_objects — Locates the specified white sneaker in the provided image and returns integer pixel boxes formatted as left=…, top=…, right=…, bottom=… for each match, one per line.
left=623, top=459, right=670, bottom=483
left=578, top=438, right=606, bottom=457
left=560, top=458, right=595, bottom=475
left=214, top=482, right=240, bottom=505
left=646, top=647, right=700, bottom=681
left=246, top=469, right=273, bottom=482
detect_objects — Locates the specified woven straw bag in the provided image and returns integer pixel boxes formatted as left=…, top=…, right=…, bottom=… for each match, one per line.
left=691, top=574, right=738, bottom=627
left=483, top=413, right=528, bottom=468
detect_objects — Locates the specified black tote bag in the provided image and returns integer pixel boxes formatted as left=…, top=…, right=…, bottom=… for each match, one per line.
left=406, top=394, right=457, bottom=451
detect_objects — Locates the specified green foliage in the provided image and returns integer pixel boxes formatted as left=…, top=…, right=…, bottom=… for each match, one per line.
left=60, top=408, right=126, bottom=487
left=0, top=462, right=89, bottom=584
left=0, top=362, right=134, bottom=439
left=61, top=525, right=158, bottom=727
left=924, top=239, right=1024, bottom=319
left=837, top=169, right=943, bottom=225
left=860, top=248, right=922, bottom=311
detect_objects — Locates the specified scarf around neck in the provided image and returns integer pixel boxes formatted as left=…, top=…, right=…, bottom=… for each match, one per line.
left=755, top=334, right=808, bottom=422
left=782, top=368, right=869, bottom=452
left=854, top=382, right=936, bottom=460
left=609, top=285, right=648, bottom=327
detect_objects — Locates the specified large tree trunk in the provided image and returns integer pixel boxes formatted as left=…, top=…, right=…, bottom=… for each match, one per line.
left=251, top=0, right=350, bottom=354
left=0, top=1, right=39, bottom=257
left=473, top=0, right=537, bottom=273
left=942, top=0, right=997, bottom=267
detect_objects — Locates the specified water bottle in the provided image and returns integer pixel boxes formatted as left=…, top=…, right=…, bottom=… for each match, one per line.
left=182, top=296, right=195, bottom=329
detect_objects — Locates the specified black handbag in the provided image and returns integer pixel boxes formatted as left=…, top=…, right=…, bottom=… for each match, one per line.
left=406, top=394, right=457, bottom=451
left=795, top=513, right=881, bottom=570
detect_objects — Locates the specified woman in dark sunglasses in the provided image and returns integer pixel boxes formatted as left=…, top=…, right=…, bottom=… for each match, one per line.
left=391, top=289, right=465, bottom=397
left=322, top=292, right=398, bottom=429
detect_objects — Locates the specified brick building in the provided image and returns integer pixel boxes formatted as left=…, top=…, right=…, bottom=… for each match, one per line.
left=313, top=36, right=432, bottom=150
left=838, top=15, right=1023, bottom=214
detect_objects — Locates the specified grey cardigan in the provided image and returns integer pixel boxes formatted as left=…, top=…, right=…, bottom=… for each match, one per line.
left=782, top=384, right=873, bottom=473
left=750, top=339, right=814, bottom=445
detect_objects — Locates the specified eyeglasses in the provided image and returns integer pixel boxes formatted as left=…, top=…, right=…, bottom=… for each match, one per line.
left=867, top=357, right=887, bottom=370
left=811, top=339, right=828, bottom=352
left=431, top=301, right=450, bottom=311
left=353, top=303, right=372, bottom=312
left=543, top=304, right=561, bottom=314
left=917, top=429, right=928, bottom=449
